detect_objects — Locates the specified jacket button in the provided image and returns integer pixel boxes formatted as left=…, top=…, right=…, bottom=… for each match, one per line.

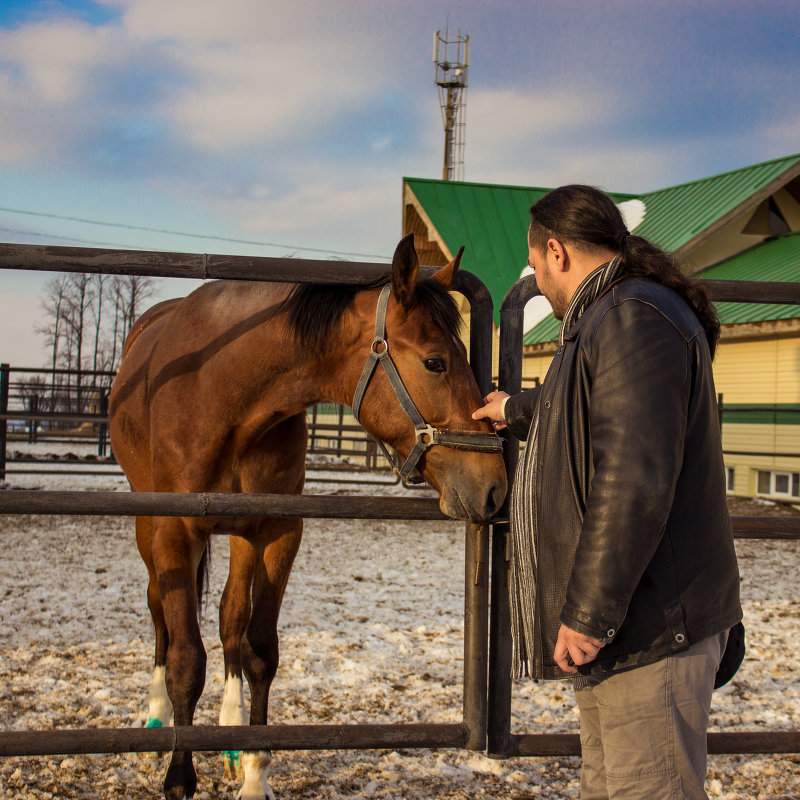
left=544, top=401, right=551, bottom=409
left=675, top=633, right=686, bottom=643
left=606, top=628, right=615, bottom=638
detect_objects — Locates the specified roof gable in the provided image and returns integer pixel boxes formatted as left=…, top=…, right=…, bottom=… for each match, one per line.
left=635, top=153, right=800, bottom=255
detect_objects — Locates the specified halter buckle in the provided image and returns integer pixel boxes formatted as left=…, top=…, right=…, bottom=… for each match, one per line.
left=415, top=424, right=440, bottom=448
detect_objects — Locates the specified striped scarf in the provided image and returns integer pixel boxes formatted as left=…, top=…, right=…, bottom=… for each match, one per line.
left=509, top=257, right=624, bottom=679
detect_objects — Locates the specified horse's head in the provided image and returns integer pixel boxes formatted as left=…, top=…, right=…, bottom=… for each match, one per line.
left=351, top=234, right=507, bottom=522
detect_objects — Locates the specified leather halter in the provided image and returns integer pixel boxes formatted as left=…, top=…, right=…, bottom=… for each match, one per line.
left=352, top=284, right=503, bottom=484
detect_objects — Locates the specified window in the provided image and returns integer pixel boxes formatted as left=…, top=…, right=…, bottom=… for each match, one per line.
left=756, top=470, right=800, bottom=499
left=726, top=467, right=735, bottom=494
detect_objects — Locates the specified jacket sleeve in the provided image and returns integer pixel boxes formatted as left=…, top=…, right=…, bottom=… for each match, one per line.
left=503, top=386, right=542, bottom=440
left=560, top=298, right=693, bottom=643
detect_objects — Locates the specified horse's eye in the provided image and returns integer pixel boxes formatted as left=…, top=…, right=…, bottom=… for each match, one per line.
left=424, top=358, right=446, bottom=373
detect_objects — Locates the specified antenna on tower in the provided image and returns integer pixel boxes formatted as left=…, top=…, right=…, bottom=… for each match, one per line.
left=433, top=29, right=469, bottom=182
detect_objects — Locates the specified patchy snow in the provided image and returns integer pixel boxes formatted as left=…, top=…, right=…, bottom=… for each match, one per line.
left=1, top=448, right=800, bottom=798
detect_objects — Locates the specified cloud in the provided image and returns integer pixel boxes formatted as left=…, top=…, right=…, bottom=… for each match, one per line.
left=464, top=86, right=613, bottom=184
left=764, top=113, right=800, bottom=153
left=2, top=0, right=798, bottom=268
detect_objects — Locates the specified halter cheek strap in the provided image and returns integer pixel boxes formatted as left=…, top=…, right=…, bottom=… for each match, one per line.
left=352, top=284, right=503, bottom=484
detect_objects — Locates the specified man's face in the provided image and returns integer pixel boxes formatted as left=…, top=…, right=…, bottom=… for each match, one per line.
left=528, top=244, right=569, bottom=320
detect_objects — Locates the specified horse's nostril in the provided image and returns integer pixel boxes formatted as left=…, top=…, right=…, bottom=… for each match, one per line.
left=487, top=482, right=505, bottom=515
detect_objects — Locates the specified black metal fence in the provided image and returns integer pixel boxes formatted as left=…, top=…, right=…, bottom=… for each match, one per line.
left=0, top=365, right=388, bottom=481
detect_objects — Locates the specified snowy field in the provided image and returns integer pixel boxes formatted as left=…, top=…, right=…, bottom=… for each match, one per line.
left=1, top=443, right=800, bottom=799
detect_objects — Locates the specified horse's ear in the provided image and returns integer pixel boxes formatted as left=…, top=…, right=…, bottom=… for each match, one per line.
left=391, top=232, right=419, bottom=310
left=431, top=245, right=464, bottom=289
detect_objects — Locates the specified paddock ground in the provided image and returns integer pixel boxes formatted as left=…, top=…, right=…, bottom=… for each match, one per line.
left=1, top=469, right=799, bottom=799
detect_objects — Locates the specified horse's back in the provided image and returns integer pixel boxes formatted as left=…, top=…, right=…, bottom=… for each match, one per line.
left=110, top=280, right=301, bottom=493
left=122, top=298, right=182, bottom=358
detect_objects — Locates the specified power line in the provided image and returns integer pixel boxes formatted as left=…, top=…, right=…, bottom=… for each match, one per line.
left=0, top=225, right=158, bottom=251
left=0, top=205, right=393, bottom=261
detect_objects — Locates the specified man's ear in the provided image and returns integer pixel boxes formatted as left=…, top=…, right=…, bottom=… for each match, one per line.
left=547, top=237, right=569, bottom=272
left=391, top=233, right=419, bottom=310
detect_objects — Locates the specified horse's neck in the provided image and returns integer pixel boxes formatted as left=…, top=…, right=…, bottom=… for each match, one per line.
left=253, top=321, right=364, bottom=416
left=292, top=322, right=367, bottom=412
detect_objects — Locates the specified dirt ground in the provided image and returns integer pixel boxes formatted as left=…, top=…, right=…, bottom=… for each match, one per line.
left=1, top=475, right=799, bottom=799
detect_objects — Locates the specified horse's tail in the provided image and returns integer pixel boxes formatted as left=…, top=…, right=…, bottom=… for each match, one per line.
left=196, top=540, right=211, bottom=622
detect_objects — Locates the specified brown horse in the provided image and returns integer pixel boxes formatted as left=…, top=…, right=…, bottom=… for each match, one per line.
left=108, top=234, right=507, bottom=800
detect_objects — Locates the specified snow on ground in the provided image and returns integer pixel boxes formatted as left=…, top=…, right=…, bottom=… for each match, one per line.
left=1, top=444, right=800, bottom=799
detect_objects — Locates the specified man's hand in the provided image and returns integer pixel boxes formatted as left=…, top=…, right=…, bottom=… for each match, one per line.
left=472, top=390, right=510, bottom=431
left=554, top=624, right=605, bottom=673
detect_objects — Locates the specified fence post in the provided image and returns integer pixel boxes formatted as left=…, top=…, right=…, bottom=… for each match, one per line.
left=28, top=393, right=39, bottom=444
left=0, top=363, right=9, bottom=481
left=488, top=275, right=537, bottom=757
left=98, top=388, right=109, bottom=456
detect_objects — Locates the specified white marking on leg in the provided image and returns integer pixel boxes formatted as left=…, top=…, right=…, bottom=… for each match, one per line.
left=237, top=751, right=275, bottom=800
left=220, top=675, right=247, bottom=779
left=146, top=665, right=172, bottom=727
left=219, top=675, right=247, bottom=726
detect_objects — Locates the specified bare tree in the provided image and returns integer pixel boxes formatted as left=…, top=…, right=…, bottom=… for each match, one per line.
left=37, top=274, right=70, bottom=410
left=35, top=273, right=162, bottom=415
left=108, top=275, right=157, bottom=371
left=89, top=273, right=109, bottom=374
left=62, top=273, right=95, bottom=411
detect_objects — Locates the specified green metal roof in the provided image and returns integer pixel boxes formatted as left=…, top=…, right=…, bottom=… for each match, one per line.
left=634, top=153, right=800, bottom=252
left=407, top=152, right=800, bottom=335
left=523, top=231, right=800, bottom=345
left=523, top=312, right=561, bottom=345
left=404, top=177, right=635, bottom=324
left=697, top=231, right=800, bottom=325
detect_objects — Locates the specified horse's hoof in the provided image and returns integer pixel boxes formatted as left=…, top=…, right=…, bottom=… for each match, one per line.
left=236, top=751, right=275, bottom=800
left=223, top=749, right=244, bottom=779
left=236, top=786, right=275, bottom=800
left=141, top=717, right=165, bottom=758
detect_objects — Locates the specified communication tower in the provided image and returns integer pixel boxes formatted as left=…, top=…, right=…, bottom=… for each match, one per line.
left=433, top=29, right=469, bottom=181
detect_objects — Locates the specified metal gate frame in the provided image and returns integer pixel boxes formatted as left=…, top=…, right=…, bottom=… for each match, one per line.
left=0, top=243, right=494, bottom=757
left=487, top=274, right=800, bottom=758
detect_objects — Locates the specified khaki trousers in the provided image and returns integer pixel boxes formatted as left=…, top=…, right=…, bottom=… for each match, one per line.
left=575, top=631, right=727, bottom=800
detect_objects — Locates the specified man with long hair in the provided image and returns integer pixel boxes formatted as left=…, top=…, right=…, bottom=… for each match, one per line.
left=474, top=185, right=742, bottom=799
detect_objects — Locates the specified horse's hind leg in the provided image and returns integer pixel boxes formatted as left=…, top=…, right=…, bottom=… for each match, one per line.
left=238, top=517, right=303, bottom=800
left=152, top=517, right=208, bottom=800
left=218, top=532, right=258, bottom=780
left=135, top=516, right=173, bottom=732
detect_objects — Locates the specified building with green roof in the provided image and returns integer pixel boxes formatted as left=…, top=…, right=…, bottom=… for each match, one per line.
left=403, top=153, right=800, bottom=501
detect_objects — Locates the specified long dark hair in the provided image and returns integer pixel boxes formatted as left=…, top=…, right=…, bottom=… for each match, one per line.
left=528, top=185, right=720, bottom=356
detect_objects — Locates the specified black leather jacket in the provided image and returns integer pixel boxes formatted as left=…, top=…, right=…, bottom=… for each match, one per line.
left=505, top=277, right=741, bottom=680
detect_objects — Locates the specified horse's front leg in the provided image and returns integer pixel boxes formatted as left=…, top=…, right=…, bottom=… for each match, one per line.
left=218, top=532, right=257, bottom=781
left=236, top=518, right=303, bottom=800
left=153, top=518, right=208, bottom=800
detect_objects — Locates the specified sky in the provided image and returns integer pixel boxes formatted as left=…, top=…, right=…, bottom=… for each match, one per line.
left=1, top=0, right=799, bottom=366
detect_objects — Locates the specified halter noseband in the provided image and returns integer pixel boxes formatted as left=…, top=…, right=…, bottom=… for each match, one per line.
left=351, top=284, right=503, bottom=484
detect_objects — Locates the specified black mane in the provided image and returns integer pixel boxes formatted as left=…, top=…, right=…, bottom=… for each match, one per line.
left=280, top=278, right=462, bottom=351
